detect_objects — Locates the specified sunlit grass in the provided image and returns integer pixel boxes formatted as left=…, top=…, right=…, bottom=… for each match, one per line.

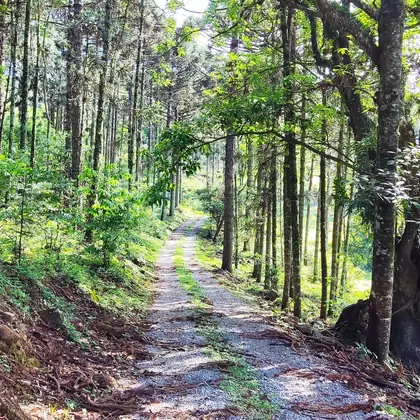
left=195, top=221, right=371, bottom=322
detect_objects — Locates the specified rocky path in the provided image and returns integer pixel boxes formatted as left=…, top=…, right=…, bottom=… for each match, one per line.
left=132, top=219, right=383, bottom=420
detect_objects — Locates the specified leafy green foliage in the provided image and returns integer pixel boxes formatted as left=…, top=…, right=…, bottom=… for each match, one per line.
left=145, top=122, right=208, bottom=206
left=196, top=187, right=224, bottom=233
left=81, top=166, right=143, bottom=267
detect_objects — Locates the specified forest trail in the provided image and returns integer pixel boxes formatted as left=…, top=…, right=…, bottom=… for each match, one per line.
left=130, top=219, right=379, bottom=420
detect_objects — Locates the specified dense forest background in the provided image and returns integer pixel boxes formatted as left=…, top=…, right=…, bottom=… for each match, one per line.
left=0, top=0, right=420, bottom=416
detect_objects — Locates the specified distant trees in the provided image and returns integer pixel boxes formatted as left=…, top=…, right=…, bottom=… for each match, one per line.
left=0, top=0, right=211, bottom=263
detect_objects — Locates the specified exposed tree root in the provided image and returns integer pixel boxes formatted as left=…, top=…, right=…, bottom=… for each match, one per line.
left=0, top=397, right=32, bottom=420
left=292, top=400, right=375, bottom=415
left=240, top=328, right=295, bottom=344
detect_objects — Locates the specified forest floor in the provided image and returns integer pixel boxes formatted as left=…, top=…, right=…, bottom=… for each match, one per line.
left=2, top=216, right=419, bottom=419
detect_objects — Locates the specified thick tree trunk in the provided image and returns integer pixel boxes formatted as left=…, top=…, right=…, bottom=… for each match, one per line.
left=366, top=0, right=404, bottom=363
left=131, top=1, right=144, bottom=184
left=0, top=68, right=9, bottom=152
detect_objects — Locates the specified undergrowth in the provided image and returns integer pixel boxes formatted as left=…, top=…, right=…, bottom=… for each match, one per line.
left=174, top=240, right=276, bottom=419
left=195, top=221, right=371, bottom=322
left=0, top=207, right=188, bottom=343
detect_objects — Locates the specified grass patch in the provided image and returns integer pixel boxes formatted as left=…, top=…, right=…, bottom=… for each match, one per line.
left=173, top=239, right=276, bottom=419
left=0, top=208, right=189, bottom=346
left=380, top=404, right=407, bottom=419
left=175, top=241, right=206, bottom=304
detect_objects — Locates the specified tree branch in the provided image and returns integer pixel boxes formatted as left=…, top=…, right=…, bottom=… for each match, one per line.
left=314, top=0, right=380, bottom=68
left=350, top=0, right=379, bottom=20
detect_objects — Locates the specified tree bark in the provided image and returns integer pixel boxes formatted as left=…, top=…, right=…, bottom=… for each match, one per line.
left=221, top=37, right=239, bottom=273
left=264, top=171, right=272, bottom=291
left=243, top=136, right=254, bottom=251
left=19, top=0, right=31, bottom=151
left=303, top=156, right=314, bottom=266
left=271, top=152, right=278, bottom=292
left=252, top=158, right=265, bottom=282
left=30, top=1, right=41, bottom=168
left=298, top=96, right=306, bottom=258
left=0, top=0, right=6, bottom=153
left=366, top=0, right=404, bottom=363
left=282, top=8, right=300, bottom=317
left=136, top=64, right=146, bottom=183
left=85, top=0, right=111, bottom=242
left=329, top=105, right=345, bottom=315
left=320, top=153, right=328, bottom=320
left=69, top=0, right=84, bottom=182
left=282, top=149, right=292, bottom=310
left=8, top=2, right=19, bottom=157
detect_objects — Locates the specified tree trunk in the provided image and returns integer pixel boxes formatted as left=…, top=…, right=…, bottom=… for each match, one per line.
left=264, top=172, right=272, bottom=291
left=234, top=173, right=240, bottom=269
left=19, top=0, right=31, bottom=151
left=85, top=0, right=111, bottom=242
left=136, top=64, right=146, bottom=183
left=271, top=152, right=278, bottom=292
left=69, top=0, right=84, bottom=182
left=132, top=1, right=145, bottom=184
left=320, top=153, right=328, bottom=320
left=298, top=96, right=306, bottom=258
left=0, top=0, right=6, bottom=153
left=221, top=37, right=239, bottom=273
left=313, top=189, right=321, bottom=281
left=282, top=149, right=292, bottom=310
left=303, top=156, right=314, bottom=266
left=252, top=159, right=265, bottom=282
left=282, top=8, right=300, bottom=317
left=8, top=2, right=19, bottom=157
left=329, top=105, right=345, bottom=315
left=161, top=93, right=172, bottom=221
left=30, top=1, right=41, bottom=168
left=366, top=0, right=404, bottom=363
left=243, top=136, right=254, bottom=251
